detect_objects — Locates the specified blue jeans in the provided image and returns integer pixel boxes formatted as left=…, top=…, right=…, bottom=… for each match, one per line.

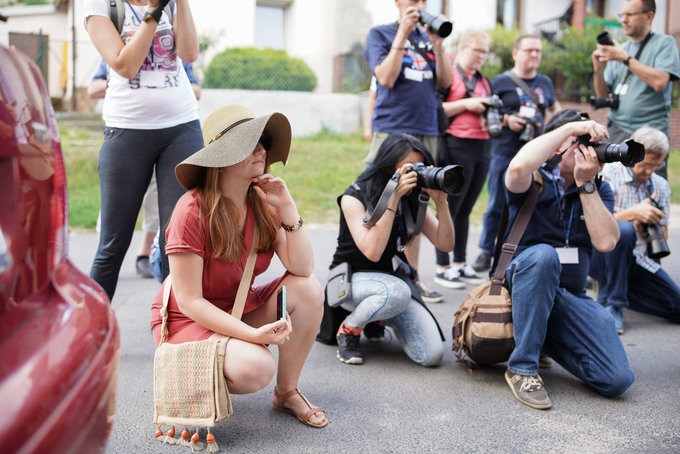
left=90, top=120, right=203, bottom=300
left=590, top=220, right=680, bottom=322
left=340, top=272, right=443, bottom=366
left=478, top=152, right=513, bottom=256
left=506, top=244, right=634, bottom=397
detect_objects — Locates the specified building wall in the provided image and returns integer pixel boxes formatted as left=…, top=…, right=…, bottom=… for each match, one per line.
left=0, top=5, right=69, bottom=97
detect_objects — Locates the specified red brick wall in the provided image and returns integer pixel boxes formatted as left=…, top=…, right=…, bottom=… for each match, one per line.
left=560, top=102, right=680, bottom=150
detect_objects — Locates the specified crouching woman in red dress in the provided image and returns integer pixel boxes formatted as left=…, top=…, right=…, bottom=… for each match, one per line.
left=151, top=104, right=327, bottom=428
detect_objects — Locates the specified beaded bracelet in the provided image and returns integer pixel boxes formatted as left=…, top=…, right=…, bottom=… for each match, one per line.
left=281, top=217, right=304, bottom=232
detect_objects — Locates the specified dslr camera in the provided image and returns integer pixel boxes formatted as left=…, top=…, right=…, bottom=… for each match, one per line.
left=642, top=198, right=670, bottom=260
left=408, top=162, right=464, bottom=195
left=574, top=134, right=645, bottom=167
left=589, top=93, right=619, bottom=110
left=418, top=10, right=453, bottom=38
left=519, top=117, right=538, bottom=143
left=482, top=95, right=503, bottom=138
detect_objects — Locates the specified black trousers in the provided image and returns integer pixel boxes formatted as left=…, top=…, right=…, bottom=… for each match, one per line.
left=435, top=134, right=490, bottom=265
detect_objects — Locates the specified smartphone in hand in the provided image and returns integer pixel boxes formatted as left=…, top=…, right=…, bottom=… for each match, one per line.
left=276, top=286, right=289, bottom=339
left=276, top=286, right=286, bottom=321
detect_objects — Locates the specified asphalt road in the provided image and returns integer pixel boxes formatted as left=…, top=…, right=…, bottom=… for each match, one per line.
left=68, top=225, right=680, bottom=454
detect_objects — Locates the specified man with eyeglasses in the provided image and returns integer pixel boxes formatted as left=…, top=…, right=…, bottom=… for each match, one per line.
left=473, top=34, right=561, bottom=272
left=591, top=0, right=679, bottom=179
left=590, top=125, right=680, bottom=335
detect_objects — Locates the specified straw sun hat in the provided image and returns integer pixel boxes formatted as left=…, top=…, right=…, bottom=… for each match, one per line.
left=175, top=104, right=291, bottom=190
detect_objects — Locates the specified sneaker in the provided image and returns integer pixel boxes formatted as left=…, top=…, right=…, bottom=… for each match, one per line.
left=505, top=370, right=552, bottom=410
left=135, top=255, right=153, bottom=278
left=364, top=322, right=385, bottom=343
left=434, top=267, right=466, bottom=289
left=607, top=305, right=624, bottom=335
left=472, top=252, right=492, bottom=272
left=336, top=322, right=363, bottom=365
left=415, top=279, right=444, bottom=303
left=454, top=264, right=484, bottom=285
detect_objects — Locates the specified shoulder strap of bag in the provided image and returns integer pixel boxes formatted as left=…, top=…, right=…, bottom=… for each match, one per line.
left=489, top=173, right=543, bottom=295
left=159, top=224, right=259, bottom=344
left=505, top=70, right=539, bottom=106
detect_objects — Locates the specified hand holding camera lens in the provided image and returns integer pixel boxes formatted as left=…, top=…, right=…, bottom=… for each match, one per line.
left=641, top=198, right=670, bottom=260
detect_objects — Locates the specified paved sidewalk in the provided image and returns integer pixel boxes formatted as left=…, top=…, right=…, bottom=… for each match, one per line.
left=68, top=226, right=680, bottom=453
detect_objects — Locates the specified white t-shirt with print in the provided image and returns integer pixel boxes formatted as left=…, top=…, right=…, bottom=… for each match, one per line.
left=83, top=0, right=199, bottom=129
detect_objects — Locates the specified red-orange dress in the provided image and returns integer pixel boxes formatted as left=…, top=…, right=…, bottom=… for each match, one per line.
left=150, top=190, right=285, bottom=345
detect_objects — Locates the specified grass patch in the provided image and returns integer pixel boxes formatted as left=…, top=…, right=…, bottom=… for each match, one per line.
left=57, top=117, right=680, bottom=231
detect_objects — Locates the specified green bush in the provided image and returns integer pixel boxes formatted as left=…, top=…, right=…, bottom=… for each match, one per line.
left=204, top=47, right=317, bottom=92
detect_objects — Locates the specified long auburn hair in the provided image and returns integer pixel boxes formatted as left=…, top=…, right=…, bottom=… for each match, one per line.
left=196, top=166, right=279, bottom=262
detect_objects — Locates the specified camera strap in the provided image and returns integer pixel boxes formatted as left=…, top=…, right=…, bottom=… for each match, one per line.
left=362, top=170, right=429, bottom=237
left=363, top=171, right=400, bottom=227
left=505, top=70, right=540, bottom=106
left=456, top=64, right=490, bottom=98
left=617, top=32, right=653, bottom=91
left=408, top=35, right=437, bottom=82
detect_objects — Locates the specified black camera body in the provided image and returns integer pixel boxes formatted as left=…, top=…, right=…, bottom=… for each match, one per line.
left=589, top=93, right=619, bottom=110
left=574, top=135, right=645, bottom=167
left=418, top=10, right=452, bottom=38
left=519, top=117, right=538, bottom=143
left=482, top=95, right=503, bottom=138
left=643, top=198, right=671, bottom=260
left=408, top=162, right=464, bottom=195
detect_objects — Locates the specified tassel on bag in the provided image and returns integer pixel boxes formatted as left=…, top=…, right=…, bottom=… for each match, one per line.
left=205, top=429, right=219, bottom=453
left=190, top=428, right=205, bottom=452
left=179, top=427, right=192, bottom=447
left=164, top=426, right=177, bottom=445
left=154, top=426, right=163, bottom=438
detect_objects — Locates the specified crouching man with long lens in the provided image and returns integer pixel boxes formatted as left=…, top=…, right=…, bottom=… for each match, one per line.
left=501, top=108, right=633, bottom=410
left=590, top=126, right=680, bottom=335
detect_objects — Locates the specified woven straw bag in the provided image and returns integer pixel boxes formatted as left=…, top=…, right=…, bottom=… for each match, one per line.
left=153, top=231, right=258, bottom=452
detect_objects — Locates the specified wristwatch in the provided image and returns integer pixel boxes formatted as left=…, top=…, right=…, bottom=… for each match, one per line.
left=577, top=180, right=597, bottom=194
left=623, top=55, right=633, bottom=66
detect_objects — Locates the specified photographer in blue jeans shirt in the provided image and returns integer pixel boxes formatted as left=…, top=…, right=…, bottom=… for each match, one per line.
left=501, top=108, right=633, bottom=410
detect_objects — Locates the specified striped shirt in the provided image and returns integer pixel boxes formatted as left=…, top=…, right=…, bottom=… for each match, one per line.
left=600, top=162, right=670, bottom=273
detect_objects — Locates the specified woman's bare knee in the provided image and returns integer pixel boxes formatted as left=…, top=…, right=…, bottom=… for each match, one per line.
left=224, top=341, right=276, bottom=394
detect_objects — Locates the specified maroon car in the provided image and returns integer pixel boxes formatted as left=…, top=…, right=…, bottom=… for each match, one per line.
left=0, top=44, right=120, bottom=453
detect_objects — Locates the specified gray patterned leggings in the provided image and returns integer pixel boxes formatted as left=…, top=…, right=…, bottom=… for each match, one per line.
left=340, top=272, right=443, bottom=366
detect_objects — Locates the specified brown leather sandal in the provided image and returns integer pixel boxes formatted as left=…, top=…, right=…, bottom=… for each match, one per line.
left=273, top=387, right=328, bottom=428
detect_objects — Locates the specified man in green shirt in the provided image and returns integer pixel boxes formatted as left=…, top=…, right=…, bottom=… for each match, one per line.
left=591, top=0, right=679, bottom=178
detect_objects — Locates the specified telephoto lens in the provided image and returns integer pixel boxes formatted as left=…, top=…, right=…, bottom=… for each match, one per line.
left=409, top=162, right=465, bottom=195
left=418, top=10, right=453, bottom=38
left=596, top=31, right=615, bottom=46
left=593, top=139, right=645, bottom=167
left=643, top=223, right=670, bottom=260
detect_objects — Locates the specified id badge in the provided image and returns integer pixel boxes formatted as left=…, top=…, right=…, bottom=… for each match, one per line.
left=614, top=83, right=629, bottom=96
left=404, top=67, right=424, bottom=82
left=555, top=247, right=579, bottom=264
left=519, top=105, right=536, bottom=118
left=140, top=70, right=165, bottom=87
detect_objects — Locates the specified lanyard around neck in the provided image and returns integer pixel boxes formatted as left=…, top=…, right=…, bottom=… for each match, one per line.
left=551, top=177, right=576, bottom=247
left=124, top=0, right=156, bottom=64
